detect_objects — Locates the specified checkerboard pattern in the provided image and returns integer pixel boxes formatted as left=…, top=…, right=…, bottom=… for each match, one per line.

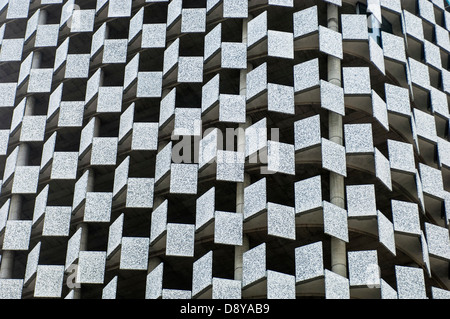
left=0, top=0, right=449, bottom=299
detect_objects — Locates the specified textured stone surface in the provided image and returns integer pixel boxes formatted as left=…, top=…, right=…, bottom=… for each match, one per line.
left=51, top=152, right=78, bottom=180
left=65, top=54, right=90, bottom=78
left=97, top=87, right=123, bottom=113
left=150, top=200, right=168, bottom=245
left=219, top=94, right=246, bottom=123
left=382, top=32, right=406, bottom=63
left=145, top=263, right=163, bottom=299
left=267, top=202, right=295, bottom=240
left=222, top=42, right=247, bottom=69
left=374, top=147, right=392, bottom=191
left=403, top=9, right=424, bottom=41
left=325, top=270, right=349, bottom=299
left=246, top=63, right=267, bottom=101
left=380, top=279, right=398, bottom=299
left=0, top=39, right=23, bottom=62
left=223, top=0, right=248, bottom=18
left=344, top=124, right=374, bottom=154
left=214, top=211, right=243, bottom=245
left=322, top=138, right=347, bottom=177
left=42, top=206, right=72, bottom=237
left=216, top=151, right=245, bottom=182
left=24, top=243, right=41, bottom=286
left=3, top=220, right=32, bottom=250
left=192, top=251, right=212, bottom=297
left=166, top=223, right=195, bottom=257
left=244, top=178, right=266, bottom=220
left=91, top=138, right=118, bottom=166
left=65, top=228, right=82, bottom=270
left=295, top=241, right=324, bottom=283
left=102, top=277, right=118, bottom=299
left=212, top=278, right=242, bottom=299
left=348, top=250, right=380, bottom=288
left=321, top=80, right=345, bottom=115
left=170, top=164, right=198, bottom=194
left=268, top=30, right=294, bottom=59
left=58, top=102, right=84, bottom=127
left=20, top=116, right=46, bottom=142
left=395, top=266, right=427, bottom=299
left=248, top=11, right=267, bottom=48
left=294, top=58, right=320, bottom=92
left=346, top=184, right=377, bottom=218
left=196, top=187, right=215, bottom=230
left=126, top=178, right=154, bottom=208
left=107, top=214, right=123, bottom=258
left=34, top=265, right=65, bottom=298
left=294, top=175, right=322, bottom=214
left=242, top=243, right=266, bottom=288
left=267, top=141, right=295, bottom=175
left=0, top=280, right=23, bottom=299
left=77, top=251, right=106, bottom=284
left=267, top=270, right=296, bottom=299
left=369, top=37, right=385, bottom=75
left=120, top=237, right=150, bottom=270
left=392, top=200, right=421, bottom=236
left=323, top=201, right=348, bottom=242
left=178, top=57, right=204, bottom=83
left=388, top=139, right=416, bottom=173
left=84, top=192, right=113, bottom=223
left=425, top=222, right=450, bottom=260
left=341, top=14, right=368, bottom=40
left=385, top=84, right=410, bottom=116
left=142, top=24, right=167, bottom=49
left=181, top=8, right=206, bottom=33
left=294, top=115, right=321, bottom=151
left=408, top=58, right=430, bottom=90
left=419, top=163, right=444, bottom=199
left=0, top=83, right=17, bottom=107
left=12, top=166, right=40, bottom=194
left=293, top=6, right=318, bottom=38
left=268, top=83, right=295, bottom=114
left=132, top=123, right=159, bottom=151
left=319, top=26, right=342, bottom=59
left=0, top=0, right=447, bottom=300
left=378, top=211, right=396, bottom=256
left=343, top=67, right=371, bottom=95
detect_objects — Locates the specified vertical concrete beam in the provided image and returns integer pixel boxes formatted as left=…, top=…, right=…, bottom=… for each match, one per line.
left=147, top=89, right=170, bottom=277
left=327, top=3, right=347, bottom=278
left=0, top=44, right=41, bottom=279
left=73, top=116, right=101, bottom=298
left=234, top=16, right=253, bottom=282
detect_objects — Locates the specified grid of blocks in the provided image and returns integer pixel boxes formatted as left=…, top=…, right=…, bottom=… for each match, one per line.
left=0, top=0, right=449, bottom=299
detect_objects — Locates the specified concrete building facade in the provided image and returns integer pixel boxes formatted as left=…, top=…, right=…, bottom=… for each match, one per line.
left=0, top=0, right=449, bottom=299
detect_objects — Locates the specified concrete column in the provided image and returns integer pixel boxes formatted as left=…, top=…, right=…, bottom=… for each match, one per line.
left=147, top=193, right=164, bottom=276
left=72, top=168, right=94, bottom=299
left=78, top=167, right=95, bottom=253
left=0, top=194, right=23, bottom=278
left=234, top=125, right=251, bottom=281
left=234, top=231, right=249, bottom=281
left=146, top=198, right=164, bottom=279
left=0, top=53, right=39, bottom=279
left=38, top=9, right=47, bottom=25
left=147, top=121, right=169, bottom=276
left=327, top=3, right=347, bottom=278
left=234, top=15, right=252, bottom=282
left=73, top=115, right=100, bottom=298
left=28, top=10, right=46, bottom=70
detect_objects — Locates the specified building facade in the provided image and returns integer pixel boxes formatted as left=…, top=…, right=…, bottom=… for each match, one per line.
left=0, top=0, right=449, bottom=299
